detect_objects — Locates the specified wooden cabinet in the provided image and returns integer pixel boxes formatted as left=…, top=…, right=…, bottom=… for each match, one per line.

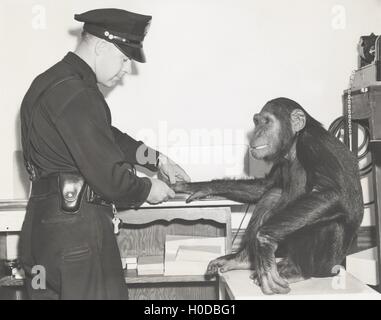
left=116, top=200, right=234, bottom=300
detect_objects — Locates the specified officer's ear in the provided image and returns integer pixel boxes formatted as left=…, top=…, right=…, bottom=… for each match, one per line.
left=94, top=39, right=109, bottom=56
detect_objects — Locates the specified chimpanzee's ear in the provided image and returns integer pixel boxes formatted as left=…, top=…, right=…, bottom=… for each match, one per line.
left=290, top=109, right=306, bottom=133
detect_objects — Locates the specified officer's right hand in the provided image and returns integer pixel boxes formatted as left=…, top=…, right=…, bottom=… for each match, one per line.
left=147, top=178, right=175, bottom=204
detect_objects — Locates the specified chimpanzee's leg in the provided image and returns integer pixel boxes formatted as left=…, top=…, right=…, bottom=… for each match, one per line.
left=276, top=258, right=305, bottom=283
left=280, top=221, right=349, bottom=281
left=250, top=257, right=304, bottom=285
left=206, top=188, right=283, bottom=275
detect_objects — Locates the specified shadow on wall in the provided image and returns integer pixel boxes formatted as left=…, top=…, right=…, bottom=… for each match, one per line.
left=13, top=150, right=30, bottom=199
left=68, top=28, right=139, bottom=98
left=14, top=111, right=30, bottom=199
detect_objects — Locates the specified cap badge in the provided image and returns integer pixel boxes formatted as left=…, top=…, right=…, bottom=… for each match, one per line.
left=104, top=30, right=126, bottom=43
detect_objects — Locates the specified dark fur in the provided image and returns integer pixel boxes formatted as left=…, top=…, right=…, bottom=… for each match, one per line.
left=174, top=98, right=363, bottom=293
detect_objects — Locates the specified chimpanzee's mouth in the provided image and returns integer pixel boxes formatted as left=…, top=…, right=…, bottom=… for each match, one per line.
left=251, top=144, right=268, bottom=150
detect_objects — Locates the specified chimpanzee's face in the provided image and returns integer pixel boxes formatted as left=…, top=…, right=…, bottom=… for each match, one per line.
left=250, top=110, right=284, bottom=161
left=250, top=103, right=306, bottom=161
left=250, top=102, right=299, bottom=161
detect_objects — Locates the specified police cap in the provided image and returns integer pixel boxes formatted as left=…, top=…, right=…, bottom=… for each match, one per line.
left=75, top=8, right=152, bottom=63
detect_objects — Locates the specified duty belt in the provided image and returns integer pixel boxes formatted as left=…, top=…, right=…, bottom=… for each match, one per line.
left=31, top=173, right=113, bottom=209
left=31, top=173, right=123, bottom=234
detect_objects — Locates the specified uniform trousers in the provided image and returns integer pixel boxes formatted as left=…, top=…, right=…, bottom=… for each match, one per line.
left=19, top=176, right=127, bottom=300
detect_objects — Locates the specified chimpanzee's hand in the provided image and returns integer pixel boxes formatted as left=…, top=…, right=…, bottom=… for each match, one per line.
left=172, top=182, right=213, bottom=203
left=206, top=252, right=251, bottom=276
left=206, top=254, right=239, bottom=275
left=252, top=233, right=290, bottom=295
left=185, top=190, right=212, bottom=203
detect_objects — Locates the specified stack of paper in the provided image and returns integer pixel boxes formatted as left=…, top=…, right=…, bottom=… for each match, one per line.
left=176, top=245, right=223, bottom=262
left=164, top=235, right=225, bottom=276
left=121, top=256, right=138, bottom=270
left=137, top=255, right=164, bottom=275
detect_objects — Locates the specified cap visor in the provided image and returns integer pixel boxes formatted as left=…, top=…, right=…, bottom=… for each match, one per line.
left=116, top=44, right=146, bottom=63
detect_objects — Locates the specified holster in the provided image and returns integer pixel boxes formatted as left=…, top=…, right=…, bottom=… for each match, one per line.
left=58, top=173, right=86, bottom=214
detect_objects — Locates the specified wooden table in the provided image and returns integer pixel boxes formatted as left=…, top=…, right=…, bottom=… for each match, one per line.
left=0, top=197, right=239, bottom=300
left=116, top=198, right=237, bottom=300
left=219, top=270, right=380, bottom=300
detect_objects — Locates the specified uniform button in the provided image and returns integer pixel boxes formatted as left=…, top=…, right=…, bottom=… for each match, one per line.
left=104, top=31, right=110, bottom=36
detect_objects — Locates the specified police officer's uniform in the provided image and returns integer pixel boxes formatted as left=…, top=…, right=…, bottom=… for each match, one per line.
left=19, top=9, right=157, bottom=300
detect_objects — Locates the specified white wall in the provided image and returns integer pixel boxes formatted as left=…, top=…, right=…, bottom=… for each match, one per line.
left=1, top=0, right=381, bottom=199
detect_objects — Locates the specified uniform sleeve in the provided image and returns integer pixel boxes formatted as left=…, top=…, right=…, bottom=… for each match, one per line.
left=111, top=126, right=159, bottom=172
left=54, top=88, right=151, bottom=207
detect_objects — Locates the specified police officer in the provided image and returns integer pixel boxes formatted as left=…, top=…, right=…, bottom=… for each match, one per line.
left=19, top=8, right=190, bottom=300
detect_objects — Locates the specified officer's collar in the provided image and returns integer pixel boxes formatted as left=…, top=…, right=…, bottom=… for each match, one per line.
left=63, top=52, right=98, bottom=85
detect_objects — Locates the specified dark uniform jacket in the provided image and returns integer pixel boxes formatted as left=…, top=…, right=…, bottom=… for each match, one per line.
left=20, top=52, right=158, bottom=206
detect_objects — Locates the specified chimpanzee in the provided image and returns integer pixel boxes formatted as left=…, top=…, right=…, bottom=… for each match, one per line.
left=173, top=97, right=363, bottom=295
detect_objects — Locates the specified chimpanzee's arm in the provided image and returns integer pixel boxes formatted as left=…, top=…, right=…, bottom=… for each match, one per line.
left=172, top=165, right=282, bottom=204
left=173, top=178, right=273, bottom=203
left=249, top=189, right=342, bottom=294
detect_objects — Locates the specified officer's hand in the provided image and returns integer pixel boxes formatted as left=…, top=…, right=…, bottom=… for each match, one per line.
left=157, top=154, right=191, bottom=185
left=147, top=178, right=176, bottom=204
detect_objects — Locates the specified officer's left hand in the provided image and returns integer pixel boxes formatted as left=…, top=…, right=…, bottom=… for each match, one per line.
left=157, top=154, right=191, bottom=184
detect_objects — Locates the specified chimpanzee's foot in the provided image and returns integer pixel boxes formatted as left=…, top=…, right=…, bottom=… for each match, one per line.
left=248, top=258, right=305, bottom=294
left=277, top=258, right=306, bottom=283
